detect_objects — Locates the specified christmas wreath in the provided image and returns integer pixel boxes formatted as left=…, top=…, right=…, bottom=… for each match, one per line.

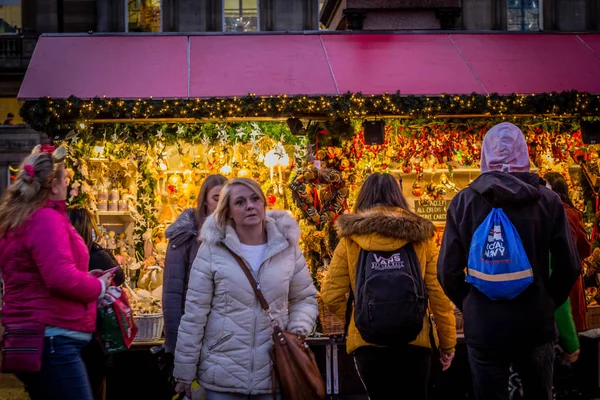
left=289, top=167, right=349, bottom=227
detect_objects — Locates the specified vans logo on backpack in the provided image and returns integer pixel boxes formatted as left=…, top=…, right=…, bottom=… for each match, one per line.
left=371, top=253, right=405, bottom=270
left=485, top=223, right=506, bottom=258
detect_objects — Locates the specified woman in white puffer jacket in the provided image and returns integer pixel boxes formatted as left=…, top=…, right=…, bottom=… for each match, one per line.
left=173, top=178, right=318, bottom=400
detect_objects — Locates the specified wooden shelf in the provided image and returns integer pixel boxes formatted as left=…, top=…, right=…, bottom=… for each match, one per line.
left=97, top=211, right=134, bottom=222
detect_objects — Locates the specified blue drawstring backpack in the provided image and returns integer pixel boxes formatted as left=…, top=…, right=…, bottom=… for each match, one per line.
left=467, top=208, right=533, bottom=300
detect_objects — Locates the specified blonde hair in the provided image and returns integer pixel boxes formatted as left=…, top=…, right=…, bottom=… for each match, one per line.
left=213, top=178, right=266, bottom=232
left=194, top=174, right=227, bottom=231
left=0, top=152, right=65, bottom=238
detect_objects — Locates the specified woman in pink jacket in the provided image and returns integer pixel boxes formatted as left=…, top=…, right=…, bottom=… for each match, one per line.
left=0, top=145, right=114, bottom=400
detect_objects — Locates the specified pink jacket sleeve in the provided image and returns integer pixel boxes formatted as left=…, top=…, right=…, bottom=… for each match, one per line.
left=26, top=208, right=102, bottom=303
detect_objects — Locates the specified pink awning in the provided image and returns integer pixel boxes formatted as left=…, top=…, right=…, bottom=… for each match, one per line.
left=320, top=34, right=484, bottom=95
left=451, top=34, right=600, bottom=94
left=18, top=32, right=600, bottom=100
left=189, top=35, right=337, bottom=97
left=18, top=36, right=188, bottom=99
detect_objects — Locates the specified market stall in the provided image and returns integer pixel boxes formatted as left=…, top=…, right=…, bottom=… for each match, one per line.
left=16, top=32, right=600, bottom=398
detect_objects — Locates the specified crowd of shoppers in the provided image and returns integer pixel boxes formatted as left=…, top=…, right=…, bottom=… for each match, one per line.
left=0, top=122, right=590, bottom=400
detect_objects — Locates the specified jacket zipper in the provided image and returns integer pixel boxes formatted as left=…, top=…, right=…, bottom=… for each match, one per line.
left=4, top=330, right=39, bottom=335
left=2, top=348, right=37, bottom=352
left=208, top=333, right=233, bottom=352
left=250, top=257, right=270, bottom=392
left=227, top=244, right=270, bottom=392
left=249, top=258, right=267, bottom=392
left=249, top=297, right=258, bottom=391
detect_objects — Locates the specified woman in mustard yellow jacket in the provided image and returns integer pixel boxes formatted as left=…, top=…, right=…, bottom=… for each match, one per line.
left=321, top=173, right=457, bottom=400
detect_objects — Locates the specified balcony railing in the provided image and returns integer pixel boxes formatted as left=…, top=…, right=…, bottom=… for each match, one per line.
left=0, top=34, right=37, bottom=71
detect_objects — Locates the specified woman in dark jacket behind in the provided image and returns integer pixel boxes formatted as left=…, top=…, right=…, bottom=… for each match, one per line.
left=543, top=172, right=590, bottom=332
left=67, top=206, right=125, bottom=400
left=162, top=174, right=227, bottom=356
left=68, top=207, right=125, bottom=286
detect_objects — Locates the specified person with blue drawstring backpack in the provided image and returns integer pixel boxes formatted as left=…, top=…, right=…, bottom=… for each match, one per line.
left=437, top=122, right=581, bottom=400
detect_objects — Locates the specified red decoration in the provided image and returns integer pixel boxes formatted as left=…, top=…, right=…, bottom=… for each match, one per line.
left=40, top=144, right=56, bottom=155
left=412, top=181, right=423, bottom=198
left=267, top=194, right=277, bottom=205
left=23, top=165, right=35, bottom=178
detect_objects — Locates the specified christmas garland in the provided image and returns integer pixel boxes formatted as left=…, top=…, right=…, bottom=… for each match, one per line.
left=20, top=91, right=600, bottom=134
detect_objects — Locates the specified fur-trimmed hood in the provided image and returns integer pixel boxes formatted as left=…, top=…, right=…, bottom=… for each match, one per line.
left=165, top=208, right=197, bottom=247
left=336, top=207, right=435, bottom=247
left=201, top=209, right=300, bottom=246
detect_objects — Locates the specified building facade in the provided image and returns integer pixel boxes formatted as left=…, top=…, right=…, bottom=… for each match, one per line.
left=320, top=0, right=600, bottom=31
left=0, top=0, right=320, bottom=99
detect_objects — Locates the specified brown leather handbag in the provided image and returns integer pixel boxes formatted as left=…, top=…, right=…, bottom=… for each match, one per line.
left=227, top=249, right=325, bottom=400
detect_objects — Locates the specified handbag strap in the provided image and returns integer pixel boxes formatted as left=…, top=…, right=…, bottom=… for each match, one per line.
left=226, top=248, right=271, bottom=313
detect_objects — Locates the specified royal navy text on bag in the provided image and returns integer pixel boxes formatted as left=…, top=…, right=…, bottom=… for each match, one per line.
left=466, top=208, right=534, bottom=300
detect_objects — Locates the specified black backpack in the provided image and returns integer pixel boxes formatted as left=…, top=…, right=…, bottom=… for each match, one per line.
left=353, top=243, right=428, bottom=346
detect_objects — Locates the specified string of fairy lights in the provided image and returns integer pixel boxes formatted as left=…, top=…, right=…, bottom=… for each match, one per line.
left=20, top=91, right=600, bottom=133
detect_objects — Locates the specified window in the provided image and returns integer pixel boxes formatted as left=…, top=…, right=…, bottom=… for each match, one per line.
left=507, top=0, right=541, bottom=31
left=0, top=98, right=23, bottom=125
left=127, top=0, right=161, bottom=32
left=0, top=0, right=21, bottom=33
left=224, top=0, right=258, bottom=32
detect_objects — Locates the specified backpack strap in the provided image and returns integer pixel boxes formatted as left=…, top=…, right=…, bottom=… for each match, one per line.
left=427, top=310, right=439, bottom=355
left=343, top=289, right=354, bottom=339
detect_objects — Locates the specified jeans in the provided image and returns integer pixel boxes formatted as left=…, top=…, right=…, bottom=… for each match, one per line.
left=16, top=336, right=93, bottom=400
left=467, top=342, right=555, bottom=400
left=353, top=345, right=432, bottom=400
left=206, top=391, right=281, bottom=400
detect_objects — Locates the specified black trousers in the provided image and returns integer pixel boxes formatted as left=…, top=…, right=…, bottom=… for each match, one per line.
left=81, top=337, right=107, bottom=400
left=353, top=345, right=432, bottom=400
left=467, top=342, right=555, bottom=400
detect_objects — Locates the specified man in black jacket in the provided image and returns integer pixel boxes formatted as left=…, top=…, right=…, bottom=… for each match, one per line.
left=437, top=122, right=581, bottom=400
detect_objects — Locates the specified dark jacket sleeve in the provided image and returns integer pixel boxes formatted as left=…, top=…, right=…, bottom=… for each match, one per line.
left=437, top=196, right=470, bottom=311
left=162, top=238, right=191, bottom=354
left=89, top=246, right=125, bottom=286
left=548, top=198, right=582, bottom=308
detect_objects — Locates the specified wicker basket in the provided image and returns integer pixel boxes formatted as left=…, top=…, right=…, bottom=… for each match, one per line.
left=317, top=296, right=345, bottom=336
left=587, top=305, right=600, bottom=329
left=133, top=313, right=164, bottom=342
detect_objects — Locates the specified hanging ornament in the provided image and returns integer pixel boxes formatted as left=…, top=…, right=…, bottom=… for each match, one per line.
left=412, top=181, right=423, bottom=198
left=238, top=168, right=250, bottom=178
left=439, top=173, right=449, bottom=186
left=220, top=164, right=232, bottom=176
left=426, top=182, right=437, bottom=196
left=267, top=194, right=277, bottom=205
